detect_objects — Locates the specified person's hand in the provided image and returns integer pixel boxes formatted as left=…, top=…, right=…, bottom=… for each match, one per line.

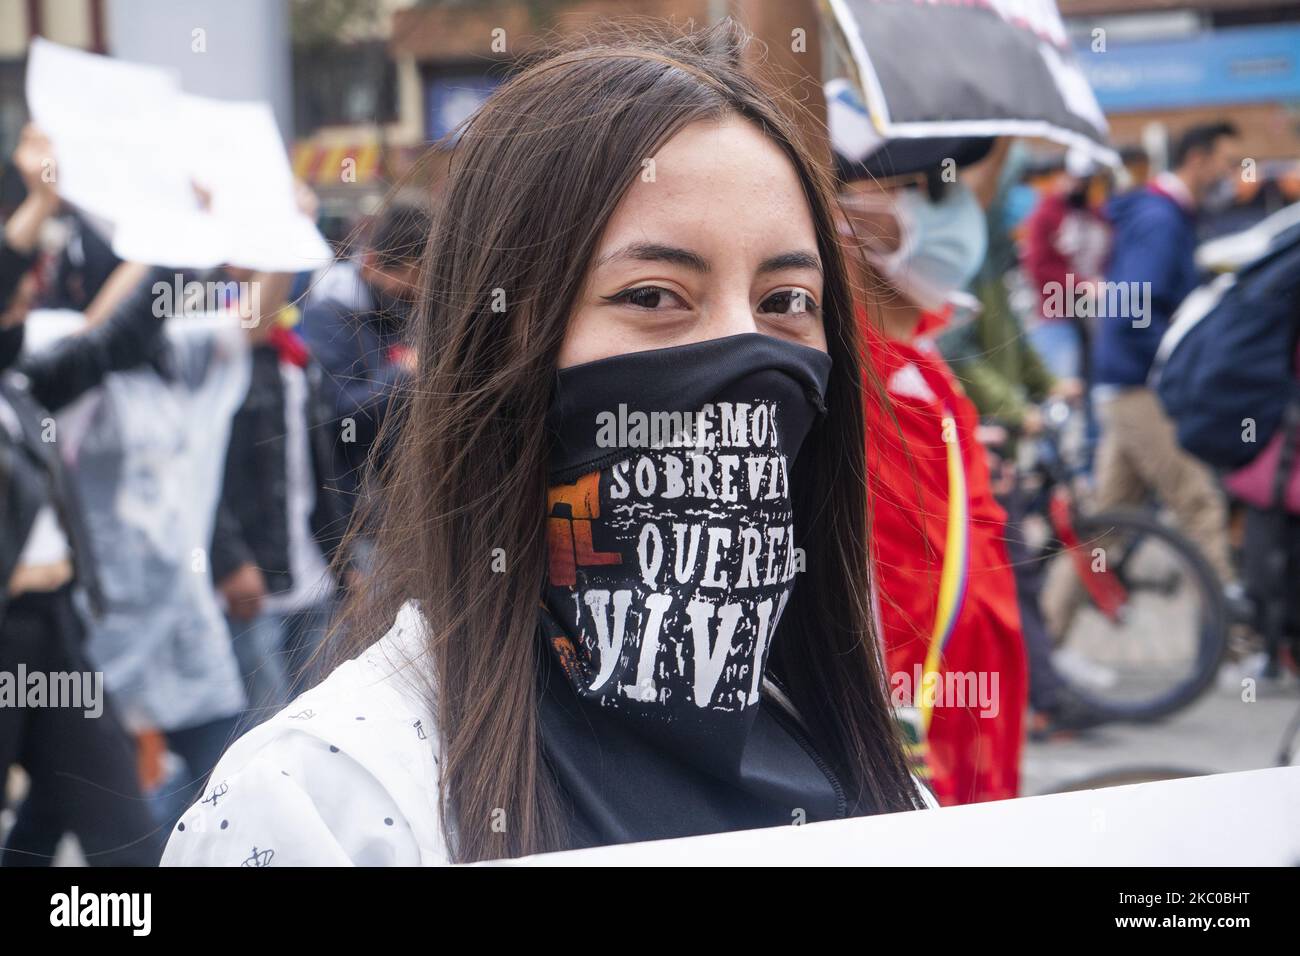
left=12, top=124, right=58, bottom=207
left=1051, top=377, right=1085, bottom=404
left=219, top=562, right=267, bottom=621
left=5, top=125, right=60, bottom=254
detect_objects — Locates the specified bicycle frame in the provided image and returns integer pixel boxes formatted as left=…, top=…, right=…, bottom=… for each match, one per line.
left=1047, top=485, right=1128, bottom=622
left=1015, top=402, right=1130, bottom=622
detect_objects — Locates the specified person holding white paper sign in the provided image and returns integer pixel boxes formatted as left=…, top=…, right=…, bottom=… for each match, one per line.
left=1, top=127, right=168, bottom=866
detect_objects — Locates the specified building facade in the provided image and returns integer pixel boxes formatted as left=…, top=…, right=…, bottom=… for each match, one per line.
left=1064, top=0, right=1300, bottom=162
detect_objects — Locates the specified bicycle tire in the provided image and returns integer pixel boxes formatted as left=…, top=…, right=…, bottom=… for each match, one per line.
left=1053, top=507, right=1229, bottom=722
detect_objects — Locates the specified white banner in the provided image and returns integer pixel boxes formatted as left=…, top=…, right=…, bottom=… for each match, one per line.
left=501, top=766, right=1300, bottom=865
left=26, top=38, right=333, bottom=272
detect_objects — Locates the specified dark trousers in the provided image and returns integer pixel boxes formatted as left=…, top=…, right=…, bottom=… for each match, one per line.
left=0, top=587, right=163, bottom=866
left=1243, top=507, right=1300, bottom=663
left=5, top=694, right=240, bottom=862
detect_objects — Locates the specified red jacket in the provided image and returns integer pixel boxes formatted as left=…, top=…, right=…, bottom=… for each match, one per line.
left=1021, top=190, right=1109, bottom=319
left=863, top=316, right=1027, bottom=804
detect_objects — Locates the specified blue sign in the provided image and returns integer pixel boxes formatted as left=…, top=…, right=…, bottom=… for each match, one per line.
left=425, top=73, right=501, bottom=142
left=1075, top=23, right=1300, bottom=112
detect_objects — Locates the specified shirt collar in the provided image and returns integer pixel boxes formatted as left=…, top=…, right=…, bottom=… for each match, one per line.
left=1153, top=171, right=1196, bottom=213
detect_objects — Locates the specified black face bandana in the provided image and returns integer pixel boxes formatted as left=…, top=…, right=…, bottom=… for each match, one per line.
left=539, top=333, right=852, bottom=847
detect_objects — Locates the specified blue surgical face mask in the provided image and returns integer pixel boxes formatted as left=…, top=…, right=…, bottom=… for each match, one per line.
left=870, top=181, right=988, bottom=313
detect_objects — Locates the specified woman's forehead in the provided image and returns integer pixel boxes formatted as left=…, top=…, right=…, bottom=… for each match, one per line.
left=595, top=117, right=817, bottom=256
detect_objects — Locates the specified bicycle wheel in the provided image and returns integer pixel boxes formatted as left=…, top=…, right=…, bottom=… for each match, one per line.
left=1041, top=507, right=1228, bottom=722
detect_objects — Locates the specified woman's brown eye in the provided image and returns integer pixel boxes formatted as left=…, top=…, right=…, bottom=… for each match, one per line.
left=613, top=286, right=680, bottom=309
left=627, top=287, right=665, bottom=308
left=761, top=290, right=817, bottom=315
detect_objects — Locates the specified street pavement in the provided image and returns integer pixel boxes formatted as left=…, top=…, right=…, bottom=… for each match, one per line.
left=1023, top=671, right=1300, bottom=795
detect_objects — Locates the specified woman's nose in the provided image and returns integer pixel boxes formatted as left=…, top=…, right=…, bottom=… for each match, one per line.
left=701, top=295, right=760, bottom=340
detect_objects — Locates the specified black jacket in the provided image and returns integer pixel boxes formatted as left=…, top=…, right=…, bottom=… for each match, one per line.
left=210, top=343, right=351, bottom=593
left=299, top=293, right=410, bottom=503
left=1, top=253, right=169, bottom=623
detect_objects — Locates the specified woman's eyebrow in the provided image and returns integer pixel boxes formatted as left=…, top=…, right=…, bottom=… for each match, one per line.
left=595, top=242, right=710, bottom=273
left=593, top=244, right=821, bottom=276
left=758, top=250, right=822, bottom=275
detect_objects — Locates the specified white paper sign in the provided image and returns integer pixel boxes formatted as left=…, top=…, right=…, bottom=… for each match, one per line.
left=26, top=38, right=333, bottom=272
left=501, top=766, right=1300, bottom=866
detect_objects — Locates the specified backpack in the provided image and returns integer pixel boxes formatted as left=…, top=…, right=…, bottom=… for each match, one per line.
left=1152, top=219, right=1300, bottom=470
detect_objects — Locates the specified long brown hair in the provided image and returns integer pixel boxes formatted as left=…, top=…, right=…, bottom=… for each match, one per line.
left=331, top=18, right=921, bottom=863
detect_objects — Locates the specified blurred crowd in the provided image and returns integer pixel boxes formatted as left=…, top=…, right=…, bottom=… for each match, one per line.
left=1, top=121, right=434, bottom=863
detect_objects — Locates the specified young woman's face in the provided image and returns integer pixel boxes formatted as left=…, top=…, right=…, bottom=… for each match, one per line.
left=559, top=117, right=827, bottom=368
